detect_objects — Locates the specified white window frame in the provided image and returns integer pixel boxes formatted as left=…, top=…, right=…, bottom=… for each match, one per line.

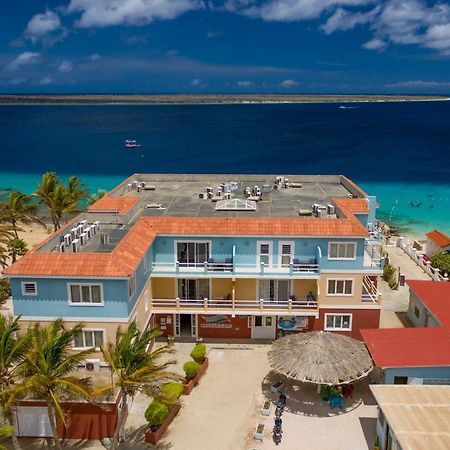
left=128, top=274, right=136, bottom=299
left=21, top=282, right=37, bottom=296
left=253, top=316, right=273, bottom=327
left=328, top=242, right=357, bottom=260
left=326, top=278, right=354, bottom=296
left=278, top=241, right=295, bottom=268
left=67, top=283, right=104, bottom=306
left=176, top=278, right=211, bottom=300
left=72, top=328, right=105, bottom=350
left=174, top=240, right=212, bottom=267
left=324, top=313, right=353, bottom=331
left=257, top=241, right=273, bottom=267
left=144, top=290, right=149, bottom=313
left=257, top=279, right=291, bottom=303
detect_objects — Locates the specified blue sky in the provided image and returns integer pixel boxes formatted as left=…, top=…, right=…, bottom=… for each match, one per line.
left=1, top=0, right=450, bottom=93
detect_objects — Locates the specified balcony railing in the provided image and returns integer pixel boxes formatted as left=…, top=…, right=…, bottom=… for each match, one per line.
left=150, top=297, right=318, bottom=313
left=364, top=244, right=384, bottom=269
left=361, top=276, right=381, bottom=303
left=150, top=259, right=319, bottom=276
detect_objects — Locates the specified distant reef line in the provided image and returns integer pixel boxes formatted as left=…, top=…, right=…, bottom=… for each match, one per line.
left=0, top=94, right=449, bottom=104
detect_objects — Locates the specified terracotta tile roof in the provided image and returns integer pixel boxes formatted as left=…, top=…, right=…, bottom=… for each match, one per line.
left=333, top=198, right=369, bottom=216
left=362, top=281, right=450, bottom=368
left=4, top=199, right=369, bottom=277
left=88, top=196, right=140, bottom=215
left=426, top=229, right=450, bottom=248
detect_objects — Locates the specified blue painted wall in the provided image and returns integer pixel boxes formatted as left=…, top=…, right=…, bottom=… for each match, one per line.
left=384, top=366, right=450, bottom=384
left=152, top=236, right=367, bottom=270
left=11, top=277, right=129, bottom=319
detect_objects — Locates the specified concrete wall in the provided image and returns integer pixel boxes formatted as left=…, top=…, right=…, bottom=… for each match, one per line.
left=234, top=279, right=257, bottom=300
left=318, top=273, right=364, bottom=306
left=211, top=278, right=233, bottom=299
left=383, top=366, right=450, bottom=384
left=293, top=279, right=318, bottom=299
left=407, top=291, right=440, bottom=328
left=152, top=278, right=176, bottom=298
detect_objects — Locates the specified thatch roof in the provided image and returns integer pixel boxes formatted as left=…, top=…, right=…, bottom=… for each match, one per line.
left=268, top=331, right=373, bottom=385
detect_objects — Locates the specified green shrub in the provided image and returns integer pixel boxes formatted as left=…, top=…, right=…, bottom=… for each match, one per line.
left=383, top=263, right=396, bottom=282
left=183, top=360, right=200, bottom=381
left=145, top=400, right=169, bottom=430
left=190, top=343, right=207, bottom=363
left=431, top=251, right=450, bottom=275
left=388, top=277, right=398, bottom=289
left=160, top=382, right=183, bottom=406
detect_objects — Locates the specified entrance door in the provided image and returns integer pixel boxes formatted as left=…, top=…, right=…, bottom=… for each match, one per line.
left=178, top=279, right=210, bottom=301
left=175, top=314, right=196, bottom=337
left=251, top=316, right=276, bottom=339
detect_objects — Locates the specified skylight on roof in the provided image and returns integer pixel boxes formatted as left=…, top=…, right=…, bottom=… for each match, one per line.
left=215, top=198, right=257, bottom=211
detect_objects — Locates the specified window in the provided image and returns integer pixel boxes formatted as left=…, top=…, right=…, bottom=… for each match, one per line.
left=258, top=241, right=272, bottom=267
left=176, top=241, right=210, bottom=267
left=128, top=274, right=136, bottom=298
left=327, top=279, right=353, bottom=296
left=73, top=330, right=104, bottom=349
left=177, top=279, right=210, bottom=300
left=68, top=284, right=103, bottom=305
left=259, top=280, right=290, bottom=303
left=328, top=242, right=356, bottom=260
left=324, top=314, right=352, bottom=331
left=21, top=282, right=37, bottom=296
left=279, top=242, right=294, bottom=267
left=414, top=306, right=420, bottom=318
left=254, top=316, right=273, bottom=327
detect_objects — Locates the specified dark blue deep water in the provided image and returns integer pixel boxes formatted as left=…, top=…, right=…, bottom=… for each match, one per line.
left=1, top=101, right=449, bottom=234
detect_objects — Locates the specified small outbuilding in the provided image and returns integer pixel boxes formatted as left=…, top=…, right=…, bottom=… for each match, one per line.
left=425, top=229, right=450, bottom=258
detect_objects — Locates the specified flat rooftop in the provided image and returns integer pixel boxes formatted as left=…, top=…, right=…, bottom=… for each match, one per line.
left=33, top=174, right=368, bottom=255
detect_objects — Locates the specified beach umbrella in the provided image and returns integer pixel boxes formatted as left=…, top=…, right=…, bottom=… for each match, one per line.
left=268, top=331, right=373, bottom=385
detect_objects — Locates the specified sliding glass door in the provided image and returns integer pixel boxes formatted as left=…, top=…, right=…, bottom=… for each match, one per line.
left=177, top=242, right=210, bottom=267
left=177, top=279, right=210, bottom=300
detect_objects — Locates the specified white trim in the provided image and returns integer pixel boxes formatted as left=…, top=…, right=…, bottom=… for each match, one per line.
left=7, top=275, right=129, bottom=280
left=257, top=240, right=273, bottom=267
left=321, top=269, right=382, bottom=274
left=67, top=283, right=104, bottom=306
left=159, top=234, right=368, bottom=239
left=16, top=315, right=128, bottom=323
left=326, top=278, right=354, bottom=296
left=324, top=313, right=353, bottom=331
left=320, top=304, right=381, bottom=310
left=174, top=239, right=212, bottom=265
left=21, top=282, right=37, bottom=296
left=72, top=328, right=106, bottom=350
left=278, top=241, right=294, bottom=268
left=327, top=242, right=357, bottom=260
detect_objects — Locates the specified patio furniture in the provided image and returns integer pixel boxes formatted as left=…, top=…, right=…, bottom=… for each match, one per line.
left=329, top=395, right=343, bottom=409
left=254, top=423, right=265, bottom=441
left=321, top=385, right=330, bottom=401
left=271, top=382, right=285, bottom=393
left=261, top=400, right=271, bottom=416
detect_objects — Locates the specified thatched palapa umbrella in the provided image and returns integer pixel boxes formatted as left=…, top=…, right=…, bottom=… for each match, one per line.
left=268, top=331, right=373, bottom=385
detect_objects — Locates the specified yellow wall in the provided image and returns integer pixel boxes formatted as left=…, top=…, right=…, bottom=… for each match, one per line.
left=152, top=277, right=175, bottom=298
left=235, top=279, right=257, bottom=299
left=318, top=273, right=364, bottom=306
left=211, top=278, right=233, bottom=299
left=293, top=279, right=318, bottom=299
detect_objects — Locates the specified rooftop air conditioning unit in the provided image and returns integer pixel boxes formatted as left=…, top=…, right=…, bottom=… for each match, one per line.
left=59, top=243, right=65, bottom=253
left=80, top=233, right=88, bottom=245
left=64, top=233, right=72, bottom=246
left=72, top=239, right=80, bottom=253
left=327, top=204, right=335, bottom=215
left=132, top=181, right=138, bottom=190
left=100, top=234, right=110, bottom=245
left=80, top=219, right=87, bottom=229
left=70, top=227, right=78, bottom=240
left=77, top=224, right=84, bottom=236
left=127, top=183, right=132, bottom=192
left=85, top=359, right=101, bottom=373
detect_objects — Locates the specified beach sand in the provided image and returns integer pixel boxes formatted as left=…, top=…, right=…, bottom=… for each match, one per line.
left=17, top=223, right=51, bottom=251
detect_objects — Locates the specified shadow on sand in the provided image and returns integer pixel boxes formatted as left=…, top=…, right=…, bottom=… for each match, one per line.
left=262, top=371, right=376, bottom=418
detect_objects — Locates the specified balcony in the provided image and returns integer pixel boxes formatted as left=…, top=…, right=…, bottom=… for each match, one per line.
left=361, top=276, right=381, bottom=304
left=150, top=259, right=320, bottom=278
left=363, top=243, right=384, bottom=271
left=149, top=297, right=318, bottom=315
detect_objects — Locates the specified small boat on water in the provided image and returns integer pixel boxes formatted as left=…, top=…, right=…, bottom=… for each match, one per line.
left=125, top=139, right=141, bottom=148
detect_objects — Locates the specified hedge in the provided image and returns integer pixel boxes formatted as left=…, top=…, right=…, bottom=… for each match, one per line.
left=160, top=382, right=183, bottom=406
left=145, top=400, right=169, bottom=430
left=183, top=360, right=200, bottom=381
left=190, top=343, right=207, bottom=363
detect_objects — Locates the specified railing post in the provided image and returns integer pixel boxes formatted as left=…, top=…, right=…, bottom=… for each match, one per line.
left=176, top=297, right=180, bottom=310
left=260, top=262, right=265, bottom=275
left=289, top=262, right=293, bottom=275
left=288, top=298, right=292, bottom=313
left=204, top=261, right=208, bottom=273
left=176, top=261, right=180, bottom=274
left=433, top=268, right=440, bottom=281
left=259, top=298, right=264, bottom=311
left=204, top=298, right=208, bottom=311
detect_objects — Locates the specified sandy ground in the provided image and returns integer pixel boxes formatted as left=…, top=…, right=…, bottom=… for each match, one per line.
left=16, top=223, right=52, bottom=251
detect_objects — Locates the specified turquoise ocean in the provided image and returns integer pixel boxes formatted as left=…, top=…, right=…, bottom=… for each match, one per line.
left=0, top=102, right=449, bottom=237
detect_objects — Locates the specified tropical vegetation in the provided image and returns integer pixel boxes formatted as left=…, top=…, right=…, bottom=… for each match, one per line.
left=0, top=279, right=11, bottom=305
left=431, top=251, right=450, bottom=276
left=190, top=342, right=206, bottom=363
left=100, top=321, right=175, bottom=450
left=145, top=400, right=169, bottom=431
left=183, top=361, right=200, bottom=381
left=88, top=189, right=106, bottom=206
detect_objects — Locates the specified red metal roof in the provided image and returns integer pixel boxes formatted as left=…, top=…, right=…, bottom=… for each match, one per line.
left=362, top=281, right=450, bottom=368
left=426, top=229, right=450, bottom=248
left=3, top=198, right=369, bottom=277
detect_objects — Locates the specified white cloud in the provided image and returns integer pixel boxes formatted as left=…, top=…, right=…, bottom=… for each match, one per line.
left=280, top=79, right=299, bottom=87
left=68, top=0, right=204, bottom=28
left=386, top=80, right=450, bottom=89
left=89, top=53, right=100, bottom=61
left=37, top=76, right=53, bottom=86
left=58, top=60, right=73, bottom=73
left=322, top=7, right=378, bottom=34
left=23, top=10, right=66, bottom=45
left=362, top=37, right=387, bottom=50
left=237, top=80, right=254, bottom=87
left=7, top=52, right=40, bottom=71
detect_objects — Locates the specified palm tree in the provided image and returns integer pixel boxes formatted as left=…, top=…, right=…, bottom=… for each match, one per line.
left=67, top=176, right=88, bottom=204
left=88, top=189, right=106, bottom=206
left=101, top=322, right=175, bottom=450
left=7, top=238, right=28, bottom=264
left=0, top=226, right=15, bottom=268
left=0, top=315, right=30, bottom=450
left=0, top=191, right=44, bottom=238
left=16, top=320, right=94, bottom=450
left=35, top=172, right=59, bottom=231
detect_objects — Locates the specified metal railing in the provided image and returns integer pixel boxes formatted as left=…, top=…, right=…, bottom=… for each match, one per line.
left=361, top=276, right=381, bottom=303
left=364, top=243, right=383, bottom=268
